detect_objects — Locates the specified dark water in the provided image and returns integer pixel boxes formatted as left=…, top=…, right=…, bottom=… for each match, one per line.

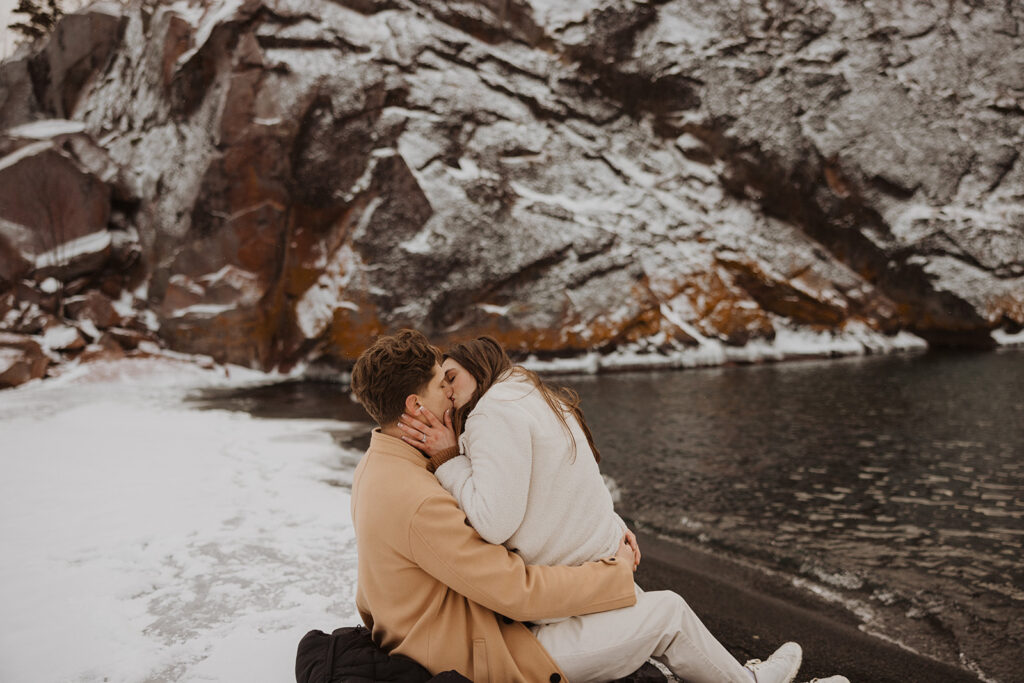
left=566, top=350, right=1024, bottom=681
left=188, top=349, right=1023, bottom=681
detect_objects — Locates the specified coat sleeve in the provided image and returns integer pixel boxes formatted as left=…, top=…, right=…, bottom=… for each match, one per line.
left=433, top=401, right=534, bottom=545
left=408, top=493, right=637, bottom=622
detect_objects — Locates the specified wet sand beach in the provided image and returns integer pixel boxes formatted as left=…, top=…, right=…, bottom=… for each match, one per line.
left=634, top=530, right=982, bottom=683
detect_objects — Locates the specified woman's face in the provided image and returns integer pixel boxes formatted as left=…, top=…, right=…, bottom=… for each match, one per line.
left=442, top=358, right=477, bottom=409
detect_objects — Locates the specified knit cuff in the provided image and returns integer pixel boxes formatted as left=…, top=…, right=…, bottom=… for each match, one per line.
left=427, top=446, right=460, bottom=473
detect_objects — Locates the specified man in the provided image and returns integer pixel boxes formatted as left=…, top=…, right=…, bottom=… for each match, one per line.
left=348, top=329, right=637, bottom=681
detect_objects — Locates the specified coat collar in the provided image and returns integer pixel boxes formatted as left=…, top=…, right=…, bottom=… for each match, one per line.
left=369, top=428, right=431, bottom=469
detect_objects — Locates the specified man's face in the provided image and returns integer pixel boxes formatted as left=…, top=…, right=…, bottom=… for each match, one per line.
left=413, top=363, right=454, bottom=419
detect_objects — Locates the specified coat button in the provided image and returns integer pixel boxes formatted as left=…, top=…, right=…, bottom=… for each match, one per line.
left=550, top=674, right=561, bottom=682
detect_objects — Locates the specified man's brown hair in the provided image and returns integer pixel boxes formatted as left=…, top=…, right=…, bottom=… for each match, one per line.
left=350, top=329, right=441, bottom=426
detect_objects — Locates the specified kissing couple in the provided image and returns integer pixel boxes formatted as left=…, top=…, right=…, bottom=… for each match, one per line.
left=335, top=330, right=848, bottom=683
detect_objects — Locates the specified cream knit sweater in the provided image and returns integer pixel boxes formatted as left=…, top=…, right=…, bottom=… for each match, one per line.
left=434, top=371, right=626, bottom=569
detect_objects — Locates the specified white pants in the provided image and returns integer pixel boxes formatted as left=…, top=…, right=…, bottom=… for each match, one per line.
left=533, top=586, right=751, bottom=683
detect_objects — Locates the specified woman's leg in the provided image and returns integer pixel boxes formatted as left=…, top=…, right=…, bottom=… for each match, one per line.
left=533, top=586, right=752, bottom=683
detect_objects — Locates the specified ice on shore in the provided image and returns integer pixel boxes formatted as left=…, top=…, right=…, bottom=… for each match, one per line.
left=992, top=327, right=1024, bottom=347
left=521, top=323, right=927, bottom=375
left=0, top=359, right=363, bottom=683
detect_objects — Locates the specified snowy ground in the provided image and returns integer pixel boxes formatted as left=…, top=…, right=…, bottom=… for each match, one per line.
left=0, top=359, right=363, bottom=683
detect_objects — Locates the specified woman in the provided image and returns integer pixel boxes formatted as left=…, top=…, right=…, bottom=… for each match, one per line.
left=403, top=336, right=634, bottom=571
left=397, top=337, right=837, bottom=683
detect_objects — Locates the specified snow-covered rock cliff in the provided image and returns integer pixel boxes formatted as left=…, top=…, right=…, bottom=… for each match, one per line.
left=1, top=0, right=1021, bottom=382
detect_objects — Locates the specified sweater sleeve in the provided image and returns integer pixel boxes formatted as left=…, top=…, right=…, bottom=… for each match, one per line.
left=434, top=401, right=534, bottom=545
left=408, top=494, right=637, bottom=622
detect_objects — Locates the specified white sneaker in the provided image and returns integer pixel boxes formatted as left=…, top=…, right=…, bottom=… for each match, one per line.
left=807, top=678, right=850, bottom=683
left=744, top=642, right=803, bottom=683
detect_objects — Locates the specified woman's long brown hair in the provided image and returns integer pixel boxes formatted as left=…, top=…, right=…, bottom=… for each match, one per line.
left=444, top=337, right=601, bottom=463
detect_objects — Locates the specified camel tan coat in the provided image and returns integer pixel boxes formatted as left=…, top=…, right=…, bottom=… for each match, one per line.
left=352, top=430, right=637, bottom=682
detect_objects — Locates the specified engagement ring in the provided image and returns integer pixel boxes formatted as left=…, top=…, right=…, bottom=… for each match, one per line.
left=421, top=434, right=426, bottom=442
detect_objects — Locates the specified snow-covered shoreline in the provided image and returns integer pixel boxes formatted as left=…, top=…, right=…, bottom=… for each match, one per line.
left=991, top=327, right=1024, bottom=347
left=0, top=359, right=363, bottom=683
left=520, top=324, right=930, bottom=375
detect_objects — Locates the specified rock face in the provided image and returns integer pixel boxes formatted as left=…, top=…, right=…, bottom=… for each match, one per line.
left=0, top=0, right=1021, bottom=377
left=0, top=113, right=152, bottom=386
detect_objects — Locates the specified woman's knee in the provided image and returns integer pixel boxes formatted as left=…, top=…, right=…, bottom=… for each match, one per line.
left=640, top=590, right=691, bottom=626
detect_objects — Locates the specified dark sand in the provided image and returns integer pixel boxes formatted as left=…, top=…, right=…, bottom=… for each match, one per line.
left=633, top=531, right=980, bottom=683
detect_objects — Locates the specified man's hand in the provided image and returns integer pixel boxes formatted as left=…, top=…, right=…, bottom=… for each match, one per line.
left=624, top=529, right=641, bottom=571
left=398, top=405, right=457, bottom=457
left=616, top=533, right=637, bottom=572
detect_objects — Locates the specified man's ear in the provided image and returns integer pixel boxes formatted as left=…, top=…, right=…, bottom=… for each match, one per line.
left=403, top=393, right=420, bottom=415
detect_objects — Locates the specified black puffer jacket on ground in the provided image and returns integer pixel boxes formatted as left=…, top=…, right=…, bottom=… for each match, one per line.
left=295, top=626, right=471, bottom=683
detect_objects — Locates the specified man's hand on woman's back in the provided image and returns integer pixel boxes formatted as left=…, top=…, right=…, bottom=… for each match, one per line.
left=623, top=529, right=641, bottom=571
left=616, top=533, right=638, bottom=572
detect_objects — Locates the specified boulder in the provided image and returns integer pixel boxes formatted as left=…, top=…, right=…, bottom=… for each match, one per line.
left=64, top=289, right=121, bottom=329
left=12, top=279, right=60, bottom=314
left=104, top=326, right=151, bottom=350
left=0, top=142, right=111, bottom=275
left=0, top=121, right=139, bottom=305
left=2, top=301, right=58, bottom=335
left=32, top=230, right=115, bottom=283
left=78, top=331, right=126, bottom=363
left=0, top=332, right=50, bottom=388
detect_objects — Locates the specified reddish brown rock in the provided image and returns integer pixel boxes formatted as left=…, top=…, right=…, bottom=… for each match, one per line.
left=159, top=13, right=195, bottom=88
left=62, top=276, right=92, bottom=297
left=78, top=331, right=126, bottom=363
left=97, top=273, right=125, bottom=299
left=31, top=6, right=127, bottom=119
left=563, top=285, right=665, bottom=350
left=157, top=263, right=276, bottom=367
left=4, top=302, right=58, bottom=335
left=706, top=299, right=776, bottom=347
left=0, top=143, right=112, bottom=276
left=160, top=306, right=276, bottom=368
left=104, top=326, right=151, bottom=351
left=64, top=290, right=121, bottom=329
left=0, top=290, right=13, bottom=320
left=160, top=274, right=205, bottom=315
left=33, top=232, right=117, bottom=283
left=11, top=280, right=60, bottom=315
left=0, top=229, right=33, bottom=287
left=323, top=293, right=386, bottom=362
left=718, top=256, right=848, bottom=328
left=989, top=293, right=1024, bottom=330
left=0, top=332, right=50, bottom=388
left=672, top=269, right=777, bottom=346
